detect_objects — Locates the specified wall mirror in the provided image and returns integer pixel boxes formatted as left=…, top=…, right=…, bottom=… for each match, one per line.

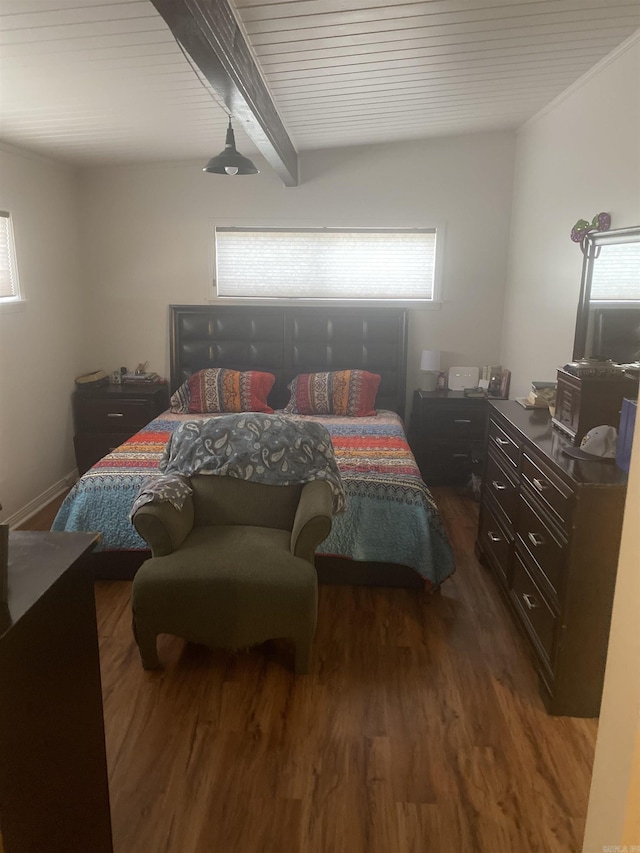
left=573, top=225, right=640, bottom=363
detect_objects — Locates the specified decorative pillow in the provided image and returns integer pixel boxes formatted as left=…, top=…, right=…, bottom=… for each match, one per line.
left=169, top=381, right=191, bottom=413
left=185, top=368, right=275, bottom=414
left=284, top=369, right=381, bottom=417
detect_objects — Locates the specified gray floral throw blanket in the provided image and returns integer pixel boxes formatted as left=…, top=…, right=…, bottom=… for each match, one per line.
left=133, top=413, right=346, bottom=515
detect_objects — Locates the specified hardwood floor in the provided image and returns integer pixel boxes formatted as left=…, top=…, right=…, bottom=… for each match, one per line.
left=24, top=487, right=597, bottom=853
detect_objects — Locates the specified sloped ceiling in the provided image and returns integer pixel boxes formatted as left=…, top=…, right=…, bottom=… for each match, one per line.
left=0, top=0, right=638, bottom=167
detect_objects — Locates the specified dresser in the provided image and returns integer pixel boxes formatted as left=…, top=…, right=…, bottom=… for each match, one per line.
left=73, top=382, right=169, bottom=474
left=476, top=400, right=627, bottom=717
left=408, top=389, right=487, bottom=485
left=0, top=532, right=112, bottom=852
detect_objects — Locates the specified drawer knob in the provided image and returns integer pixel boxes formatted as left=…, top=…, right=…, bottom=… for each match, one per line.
left=107, top=412, right=124, bottom=418
left=495, top=437, right=510, bottom=447
left=454, top=419, right=472, bottom=425
left=492, top=480, right=507, bottom=491
left=532, top=477, right=548, bottom=492
left=522, top=592, right=539, bottom=610
left=487, top=531, right=502, bottom=543
left=528, top=532, right=545, bottom=547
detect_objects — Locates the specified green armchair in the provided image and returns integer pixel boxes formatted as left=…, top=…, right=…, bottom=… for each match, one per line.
left=131, top=475, right=333, bottom=674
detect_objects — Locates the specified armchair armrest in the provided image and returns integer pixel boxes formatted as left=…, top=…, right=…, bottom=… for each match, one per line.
left=291, top=480, right=333, bottom=563
left=132, top=495, right=195, bottom=557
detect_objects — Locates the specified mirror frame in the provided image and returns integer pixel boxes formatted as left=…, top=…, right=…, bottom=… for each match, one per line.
left=573, top=224, right=640, bottom=361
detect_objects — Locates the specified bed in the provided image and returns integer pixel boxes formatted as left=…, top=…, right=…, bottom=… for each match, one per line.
left=53, top=305, right=455, bottom=589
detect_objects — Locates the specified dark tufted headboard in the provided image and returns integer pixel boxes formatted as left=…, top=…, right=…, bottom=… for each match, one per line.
left=169, top=305, right=408, bottom=417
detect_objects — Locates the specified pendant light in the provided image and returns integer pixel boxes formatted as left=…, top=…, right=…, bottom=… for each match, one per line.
left=203, top=116, right=259, bottom=176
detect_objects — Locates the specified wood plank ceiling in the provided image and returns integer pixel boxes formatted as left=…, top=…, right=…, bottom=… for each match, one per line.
left=0, top=0, right=638, bottom=167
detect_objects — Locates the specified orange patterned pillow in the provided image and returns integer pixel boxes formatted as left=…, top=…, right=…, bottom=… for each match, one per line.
left=186, top=368, right=275, bottom=414
left=284, top=370, right=381, bottom=417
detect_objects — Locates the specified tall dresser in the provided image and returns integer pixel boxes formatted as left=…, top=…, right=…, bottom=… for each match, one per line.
left=475, top=400, right=628, bottom=717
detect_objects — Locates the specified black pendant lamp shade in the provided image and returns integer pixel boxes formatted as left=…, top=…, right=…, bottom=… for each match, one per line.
left=203, top=117, right=259, bottom=176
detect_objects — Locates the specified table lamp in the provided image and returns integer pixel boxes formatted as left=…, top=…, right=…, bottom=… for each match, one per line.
left=420, top=350, right=441, bottom=391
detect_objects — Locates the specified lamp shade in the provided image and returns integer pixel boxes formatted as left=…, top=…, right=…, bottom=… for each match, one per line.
left=420, top=350, right=441, bottom=372
left=203, top=118, right=259, bottom=176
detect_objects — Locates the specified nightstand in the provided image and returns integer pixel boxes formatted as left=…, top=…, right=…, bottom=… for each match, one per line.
left=408, top=389, right=488, bottom=485
left=72, top=383, right=169, bottom=475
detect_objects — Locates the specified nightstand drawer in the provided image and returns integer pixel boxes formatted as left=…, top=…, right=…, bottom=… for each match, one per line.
left=428, top=407, right=486, bottom=440
left=485, top=450, right=518, bottom=525
left=74, top=396, right=154, bottom=432
left=488, top=418, right=521, bottom=469
left=420, top=445, right=475, bottom=485
left=73, top=432, right=132, bottom=475
left=511, top=550, right=557, bottom=667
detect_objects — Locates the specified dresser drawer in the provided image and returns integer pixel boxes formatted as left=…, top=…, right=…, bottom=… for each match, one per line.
left=521, top=450, right=573, bottom=531
left=479, top=497, right=512, bottom=587
left=74, top=396, right=155, bottom=432
left=428, top=407, right=486, bottom=440
left=511, top=551, right=557, bottom=667
left=488, top=418, right=521, bottom=469
left=515, top=491, right=566, bottom=600
left=485, top=450, right=519, bottom=525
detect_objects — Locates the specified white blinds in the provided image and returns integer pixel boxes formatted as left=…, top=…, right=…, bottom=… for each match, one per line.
left=215, top=227, right=437, bottom=300
left=0, top=212, right=18, bottom=300
left=590, top=241, right=640, bottom=301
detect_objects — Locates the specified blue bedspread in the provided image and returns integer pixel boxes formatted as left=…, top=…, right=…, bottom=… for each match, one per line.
left=52, top=410, right=455, bottom=587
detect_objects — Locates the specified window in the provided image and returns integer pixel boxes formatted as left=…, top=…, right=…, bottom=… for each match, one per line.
left=0, top=211, right=21, bottom=304
left=214, top=227, right=438, bottom=301
left=590, top=239, right=640, bottom=301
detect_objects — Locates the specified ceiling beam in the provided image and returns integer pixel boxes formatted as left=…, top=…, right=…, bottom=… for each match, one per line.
left=150, top=0, right=299, bottom=186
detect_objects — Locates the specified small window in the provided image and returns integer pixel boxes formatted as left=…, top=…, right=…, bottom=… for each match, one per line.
left=214, top=227, right=438, bottom=302
left=590, top=240, right=640, bottom=302
left=0, top=212, right=22, bottom=304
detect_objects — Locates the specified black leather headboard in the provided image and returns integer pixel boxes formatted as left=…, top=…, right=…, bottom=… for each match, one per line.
left=169, top=305, right=408, bottom=417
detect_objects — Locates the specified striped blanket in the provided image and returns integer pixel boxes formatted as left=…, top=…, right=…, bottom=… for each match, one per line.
left=52, top=410, right=455, bottom=587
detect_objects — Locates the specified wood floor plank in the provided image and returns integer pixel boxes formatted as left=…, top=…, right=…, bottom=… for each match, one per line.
left=26, top=486, right=598, bottom=852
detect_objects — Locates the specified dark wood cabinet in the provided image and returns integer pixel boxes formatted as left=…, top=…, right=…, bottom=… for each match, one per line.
left=408, top=389, right=487, bottom=485
left=552, top=367, right=636, bottom=444
left=476, top=400, right=628, bottom=717
left=73, top=382, right=169, bottom=474
left=0, top=532, right=112, bottom=853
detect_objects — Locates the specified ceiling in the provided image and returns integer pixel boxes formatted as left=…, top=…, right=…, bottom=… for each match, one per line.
left=0, top=0, right=638, bottom=168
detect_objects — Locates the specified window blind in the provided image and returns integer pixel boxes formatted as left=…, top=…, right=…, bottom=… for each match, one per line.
left=590, top=241, right=640, bottom=301
left=215, top=227, right=437, bottom=300
left=0, top=212, right=19, bottom=300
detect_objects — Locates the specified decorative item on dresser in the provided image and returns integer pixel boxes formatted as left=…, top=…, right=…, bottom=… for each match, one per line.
left=553, top=365, right=637, bottom=445
left=73, top=382, right=169, bottom=475
left=475, top=400, right=627, bottom=717
left=408, top=389, right=487, bottom=486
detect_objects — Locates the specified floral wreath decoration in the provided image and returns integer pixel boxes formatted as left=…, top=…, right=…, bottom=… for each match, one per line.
left=570, top=212, right=611, bottom=255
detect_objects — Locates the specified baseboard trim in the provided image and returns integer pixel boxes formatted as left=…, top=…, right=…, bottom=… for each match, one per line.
left=6, top=469, right=78, bottom=529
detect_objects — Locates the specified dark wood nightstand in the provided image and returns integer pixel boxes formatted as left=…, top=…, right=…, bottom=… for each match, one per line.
left=408, top=389, right=488, bottom=485
left=72, top=382, right=169, bottom=475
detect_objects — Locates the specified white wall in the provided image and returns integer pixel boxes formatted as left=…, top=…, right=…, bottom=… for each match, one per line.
left=78, top=131, right=516, bottom=411
left=582, top=409, right=640, bottom=852
left=0, top=144, right=84, bottom=521
left=499, top=33, right=640, bottom=851
left=501, top=34, right=640, bottom=398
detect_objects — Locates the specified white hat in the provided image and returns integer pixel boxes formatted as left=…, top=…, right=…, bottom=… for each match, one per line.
left=563, top=425, right=618, bottom=461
